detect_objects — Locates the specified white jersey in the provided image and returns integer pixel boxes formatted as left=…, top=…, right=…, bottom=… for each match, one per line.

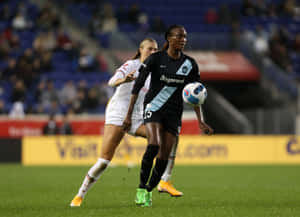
left=105, top=59, right=150, bottom=130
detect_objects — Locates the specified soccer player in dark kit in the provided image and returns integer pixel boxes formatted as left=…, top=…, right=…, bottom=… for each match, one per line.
left=123, top=24, right=214, bottom=207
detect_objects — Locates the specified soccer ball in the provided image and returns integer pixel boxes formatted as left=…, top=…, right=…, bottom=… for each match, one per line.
left=182, top=82, right=207, bottom=106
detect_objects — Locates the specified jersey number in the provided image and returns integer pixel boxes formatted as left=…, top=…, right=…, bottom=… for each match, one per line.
left=144, top=111, right=152, bottom=119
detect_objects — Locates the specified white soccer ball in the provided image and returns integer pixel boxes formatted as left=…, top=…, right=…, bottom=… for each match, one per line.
left=182, top=82, right=207, bottom=106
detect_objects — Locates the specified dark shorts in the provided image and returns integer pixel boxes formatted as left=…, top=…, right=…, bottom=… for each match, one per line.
left=143, top=110, right=181, bottom=136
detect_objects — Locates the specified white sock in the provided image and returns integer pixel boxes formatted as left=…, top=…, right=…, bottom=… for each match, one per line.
left=161, top=142, right=177, bottom=182
left=77, top=158, right=110, bottom=198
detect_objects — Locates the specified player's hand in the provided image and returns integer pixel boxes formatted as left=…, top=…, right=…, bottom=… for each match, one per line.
left=124, top=70, right=136, bottom=82
left=122, top=115, right=132, bottom=132
left=199, top=121, right=214, bottom=135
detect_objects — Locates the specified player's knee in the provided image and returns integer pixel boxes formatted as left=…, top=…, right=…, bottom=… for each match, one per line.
left=158, top=152, right=169, bottom=160
left=143, top=145, right=159, bottom=160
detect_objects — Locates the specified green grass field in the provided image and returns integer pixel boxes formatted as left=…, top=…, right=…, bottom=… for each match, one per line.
left=1, top=164, right=300, bottom=217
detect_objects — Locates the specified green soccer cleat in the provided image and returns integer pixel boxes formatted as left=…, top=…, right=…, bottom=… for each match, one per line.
left=135, top=188, right=146, bottom=205
left=142, top=191, right=152, bottom=207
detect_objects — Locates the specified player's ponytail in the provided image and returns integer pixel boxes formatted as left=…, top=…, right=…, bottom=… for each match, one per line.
left=132, top=38, right=156, bottom=59
left=162, top=41, right=169, bottom=50
left=132, top=49, right=141, bottom=60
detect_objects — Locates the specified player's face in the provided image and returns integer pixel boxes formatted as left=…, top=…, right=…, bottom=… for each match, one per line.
left=169, top=27, right=187, bottom=50
left=140, top=41, right=158, bottom=60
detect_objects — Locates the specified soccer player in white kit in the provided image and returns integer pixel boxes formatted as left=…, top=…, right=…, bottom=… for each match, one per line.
left=70, top=38, right=182, bottom=207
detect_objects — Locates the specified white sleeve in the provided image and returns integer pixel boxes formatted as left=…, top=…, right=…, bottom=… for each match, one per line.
left=108, top=60, right=133, bottom=86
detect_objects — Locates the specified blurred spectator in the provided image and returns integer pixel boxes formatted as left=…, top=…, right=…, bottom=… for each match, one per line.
left=85, top=88, right=99, bottom=110
left=43, top=114, right=59, bottom=135
left=0, top=5, right=13, bottom=21
left=77, top=79, right=88, bottom=95
left=269, top=43, right=292, bottom=72
left=127, top=3, right=141, bottom=24
left=292, top=34, right=300, bottom=52
left=33, top=31, right=56, bottom=52
left=36, top=4, right=61, bottom=31
left=9, top=101, right=25, bottom=119
left=40, top=80, right=59, bottom=109
left=269, top=27, right=293, bottom=72
left=100, top=3, right=118, bottom=33
left=35, top=103, right=46, bottom=114
left=218, top=4, right=232, bottom=25
left=56, top=29, right=73, bottom=51
left=16, top=2, right=28, bottom=16
left=72, top=89, right=87, bottom=113
left=60, top=80, right=77, bottom=106
left=1, top=28, right=20, bottom=53
left=242, top=0, right=256, bottom=16
left=204, top=8, right=218, bottom=24
left=11, top=79, right=26, bottom=103
left=230, top=21, right=242, bottom=49
left=93, top=81, right=113, bottom=105
left=45, top=101, right=62, bottom=115
left=138, top=13, right=150, bottom=33
left=253, top=25, right=269, bottom=54
left=267, top=3, right=278, bottom=18
left=0, top=99, right=7, bottom=114
left=1, top=58, right=17, bottom=81
left=253, top=0, right=267, bottom=16
left=12, top=12, right=31, bottom=31
left=35, top=80, right=46, bottom=103
left=115, top=5, right=127, bottom=24
left=0, top=40, right=10, bottom=60
left=15, top=48, right=37, bottom=87
left=281, top=0, right=296, bottom=17
left=150, top=16, right=167, bottom=33
left=78, top=48, right=95, bottom=72
left=60, top=114, right=73, bottom=135
left=39, top=50, right=53, bottom=71
left=95, top=52, right=108, bottom=72
left=88, top=14, right=102, bottom=36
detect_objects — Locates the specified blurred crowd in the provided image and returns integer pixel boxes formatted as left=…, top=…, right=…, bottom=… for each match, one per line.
left=240, top=0, right=300, bottom=74
left=0, top=78, right=112, bottom=116
left=0, top=1, right=110, bottom=117
left=68, top=0, right=168, bottom=35
left=1, top=0, right=300, bottom=118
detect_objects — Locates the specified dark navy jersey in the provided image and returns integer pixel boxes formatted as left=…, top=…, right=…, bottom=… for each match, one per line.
left=132, top=50, right=200, bottom=117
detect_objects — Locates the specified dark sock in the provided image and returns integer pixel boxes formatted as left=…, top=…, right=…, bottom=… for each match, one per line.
left=139, top=145, right=159, bottom=189
left=146, top=158, right=168, bottom=192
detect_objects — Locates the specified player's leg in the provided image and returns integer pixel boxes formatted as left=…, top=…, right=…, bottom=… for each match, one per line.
left=158, top=136, right=183, bottom=197
left=143, top=130, right=176, bottom=207
left=135, top=122, right=160, bottom=205
left=70, top=124, right=125, bottom=207
left=134, top=124, right=147, bottom=138
left=123, top=121, right=146, bottom=167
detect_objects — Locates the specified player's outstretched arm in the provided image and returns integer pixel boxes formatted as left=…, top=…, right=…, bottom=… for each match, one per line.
left=108, top=70, right=136, bottom=87
left=122, top=94, right=138, bottom=132
left=193, top=106, right=214, bottom=135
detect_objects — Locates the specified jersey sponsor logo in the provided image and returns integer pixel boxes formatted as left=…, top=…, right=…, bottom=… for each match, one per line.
left=160, top=65, right=167, bottom=68
left=160, top=75, right=184, bottom=84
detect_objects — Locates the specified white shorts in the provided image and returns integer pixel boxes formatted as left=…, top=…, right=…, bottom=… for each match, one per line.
left=105, top=98, right=144, bottom=135
left=105, top=114, right=143, bottom=135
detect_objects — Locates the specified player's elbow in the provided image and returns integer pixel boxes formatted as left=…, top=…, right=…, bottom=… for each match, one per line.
left=108, top=79, right=117, bottom=87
